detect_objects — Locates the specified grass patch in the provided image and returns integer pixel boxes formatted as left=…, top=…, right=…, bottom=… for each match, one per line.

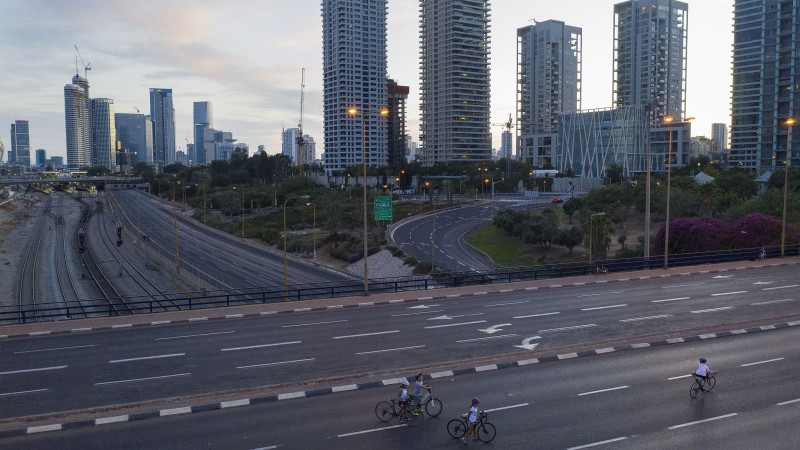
left=466, top=226, right=539, bottom=267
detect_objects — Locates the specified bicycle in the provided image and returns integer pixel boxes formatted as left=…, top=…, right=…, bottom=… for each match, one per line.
left=375, top=398, right=423, bottom=427
left=594, top=265, right=608, bottom=274
left=689, top=370, right=717, bottom=399
left=411, top=387, right=443, bottom=417
left=447, top=410, right=496, bottom=443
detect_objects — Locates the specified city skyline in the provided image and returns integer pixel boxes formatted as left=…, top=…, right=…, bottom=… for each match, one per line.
left=0, top=0, right=732, bottom=164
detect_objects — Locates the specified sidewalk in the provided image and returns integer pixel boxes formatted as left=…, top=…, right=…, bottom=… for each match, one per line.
left=3, top=258, right=796, bottom=339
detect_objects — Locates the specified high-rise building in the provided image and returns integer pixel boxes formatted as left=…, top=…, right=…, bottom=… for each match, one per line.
left=115, top=113, right=153, bottom=165
left=10, top=120, right=31, bottom=168
left=193, top=101, right=213, bottom=165
left=150, top=88, right=176, bottom=167
left=35, top=149, right=46, bottom=167
left=613, top=0, right=688, bottom=123
left=517, top=20, right=582, bottom=166
left=500, top=130, right=513, bottom=159
left=711, top=123, right=728, bottom=152
left=730, top=0, right=799, bottom=170
left=387, top=79, right=409, bottom=167
left=90, top=98, right=116, bottom=171
left=301, top=135, right=316, bottom=164
left=420, top=0, right=491, bottom=165
left=322, top=0, right=388, bottom=174
left=64, top=74, right=91, bottom=169
left=282, top=127, right=300, bottom=162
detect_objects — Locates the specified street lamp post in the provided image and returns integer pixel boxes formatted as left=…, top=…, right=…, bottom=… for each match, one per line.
left=782, top=118, right=795, bottom=257
left=283, top=194, right=310, bottom=298
left=172, top=181, right=180, bottom=272
left=307, top=202, right=317, bottom=260
left=348, top=106, right=388, bottom=296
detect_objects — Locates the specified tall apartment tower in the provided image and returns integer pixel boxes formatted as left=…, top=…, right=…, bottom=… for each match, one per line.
left=64, top=74, right=91, bottom=169
left=115, top=113, right=154, bottom=165
left=711, top=123, right=728, bottom=152
left=730, top=0, right=800, bottom=170
left=613, top=0, right=688, bottom=123
left=282, top=127, right=300, bottom=162
left=387, top=79, right=409, bottom=167
left=517, top=20, right=582, bottom=166
left=321, top=0, right=388, bottom=174
left=193, top=101, right=213, bottom=165
left=35, top=149, right=46, bottom=167
left=420, top=0, right=491, bottom=165
left=10, top=120, right=31, bottom=168
left=150, top=88, right=176, bottom=168
left=90, top=98, right=116, bottom=171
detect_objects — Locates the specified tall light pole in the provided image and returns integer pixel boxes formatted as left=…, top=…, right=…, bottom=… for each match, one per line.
left=644, top=117, right=652, bottom=261
left=307, top=202, right=317, bottom=260
left=782, top=118, right=794, bottom=257
left=172, top=181, right=180, bottom=272
left=283, top=194, right=309, bottom=298
left=348, top=106, right=389, bottom=296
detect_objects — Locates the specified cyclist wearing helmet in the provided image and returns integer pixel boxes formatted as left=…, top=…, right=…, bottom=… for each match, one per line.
left=412, top=373, right=430, bottom=412
left=397, top=379, right=411, bottom=422
left=694, top=358, right=712, bottom=391
left=462, top=397, right=480, bottom=443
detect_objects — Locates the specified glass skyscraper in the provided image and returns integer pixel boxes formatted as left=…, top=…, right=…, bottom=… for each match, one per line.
left=116, top=113, right=153, bottom=165
left=193, top=101, right=213, bottom=165
left=10, top=120, right=31, bottom=168
left=150, top=88, right=176, bottom=167
left=64, top=74, right=91, bottom=169
left=91, top=98, right=116, bottom=171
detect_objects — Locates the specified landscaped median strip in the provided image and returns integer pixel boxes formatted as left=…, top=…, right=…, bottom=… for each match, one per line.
left=3, top=317, right=800, bottom=438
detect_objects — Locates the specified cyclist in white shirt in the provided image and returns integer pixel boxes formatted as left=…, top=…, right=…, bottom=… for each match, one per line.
left=462, top=397, right=480, bottom=443
left=694, top=357, right=712, bottom=392
left=411, top=373, right=430, bottom=414
left=397, top=379, right=410, bottom=422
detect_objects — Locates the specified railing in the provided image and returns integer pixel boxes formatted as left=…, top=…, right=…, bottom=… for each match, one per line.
left=2, top=245, right=797, bottom=324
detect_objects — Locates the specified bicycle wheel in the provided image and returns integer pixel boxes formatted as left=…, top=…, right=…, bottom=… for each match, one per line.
left=705, top=376, right=717, bottom=392
left=375, top=401, right=394, bottom=423
left=447, top=419, right=467, bottom=438
left=425, top=397, right=443, bottom=417
left=407, top=409, right=424, bottom=427
left=689, top=381, right=700, bottom=399
left=477, top=422, right=497, bottom=443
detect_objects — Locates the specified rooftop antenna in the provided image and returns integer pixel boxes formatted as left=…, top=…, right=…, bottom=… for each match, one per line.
left=74, top=45, right=91, bottom=79
left=296, top=68, right=306, bottom=174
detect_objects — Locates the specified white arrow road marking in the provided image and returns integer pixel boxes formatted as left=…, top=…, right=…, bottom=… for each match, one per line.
left=425, top=320, right=487, bottom=329
left=712, top=275, right=732, bottom=279
left=427, top=313, right=484, bottom=320
left=753, top=281, right=774, bottom=285
left=408, top=304, right=440, bottom=309
left=515, top=336, right=541, bottom=350
left=478, top=323, right=511, bottom=334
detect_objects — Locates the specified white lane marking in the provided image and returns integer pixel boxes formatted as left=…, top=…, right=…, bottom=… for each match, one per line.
left=428, top=313, right=484, bottom=320
left=483, top=300, right=530, bottom=308
left=620, top=314, right=673, bottom=322
left=578, top=291, right=624, bottom=298
left=333, top=330, right=400, bottom=339
left=110, top=353, right=185, bottom=363
left=356, top=345, right=426, bottom=355
left=577, top=386, right=628, bottom=396
left=96, top=415, right=129, bottom=425
left=663, top=282, right=706, bottom=288
left=221, top=341, right=301, bottom=351
left=391, top=310, right=444, bottom=317
left=763, top=284, right=799, bottom=291
left=752, top=298, right=796, bottom=306
left=668, top=413, right=738, bottom=430
left=740, top=357, right=785, bottom=367
left=94, top=373, right=191, bottom=386
left=252, top=446, right=278, bottom=450
left=221, top=399, right=250, bottom=408
left=457, top=334, right=518, bottom=343
left=0, top=388, right=48, bottom=397
left=484, top=403, right=529, bottom=413
left=778, top=398, right=800, bottom=406
left=652, top=297, right=690, bottom=303
left=282, top=319, right=348, bottom=328
left=237, top=358, right=316, bottom=369
left=711, top=291, right=747, bottom=297
left=581, top=304, right=627, bottom=311
left=14, top=344, right=96, bottom=354
left=538, top=324, right=597, bottom=334
left=0, top=365, right=67, bottom=376
left=338, top=424, right=406, bottom=437
left=424, top=320, right=487, bottom=329
left=28, top=424, right=62, bottom=433
left=568, top=436, right=629, bottom=449
left=667, top=374, right=693, bottom=381
left=690, top=306, right=734, bottom=314
left=155, top=331, right=235, bottom=341
left=513, top=311, right=560, bottom=319
left=161, top=407, right=192, bottom=416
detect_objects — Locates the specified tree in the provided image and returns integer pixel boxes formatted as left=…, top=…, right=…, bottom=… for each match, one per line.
left=712, top=170, right=758, bottom=199
left=582, top=214, right=614, bottom=261
left=554, top=227, right=583, bottom=253
left=562, top=197, right=583, bottom=224
left=605, top=163, right=625, bottom=185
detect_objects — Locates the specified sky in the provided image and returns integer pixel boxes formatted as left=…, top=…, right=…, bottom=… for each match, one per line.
left=0, top=0, right=733, bottom=163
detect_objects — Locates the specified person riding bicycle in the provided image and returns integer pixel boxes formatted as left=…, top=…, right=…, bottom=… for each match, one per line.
left=397, top=379, right=411, bottom=422
left=694, top=357, right=713, bottom=392
left=462, top=397, right=480, bottom=443
left=411, top=373, right=430, bottom=414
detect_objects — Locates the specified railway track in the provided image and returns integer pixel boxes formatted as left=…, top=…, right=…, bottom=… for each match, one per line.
left=53, top=194, right=84, bottom=319
left=15, top=196, right=51, bottom=322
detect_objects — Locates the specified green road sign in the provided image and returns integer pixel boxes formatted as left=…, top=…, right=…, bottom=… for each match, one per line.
left=374, top=196, right=392, bottom=222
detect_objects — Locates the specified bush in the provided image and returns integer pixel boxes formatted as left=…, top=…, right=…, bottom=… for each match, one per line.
left=413, top=261, right=433, bottom=274
left=348, top=253, right=361, bottom=263
left=403, top=256, right=418, bottom=266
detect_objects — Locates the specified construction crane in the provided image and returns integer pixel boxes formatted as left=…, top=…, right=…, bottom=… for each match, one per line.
left=74, top=45, right=91, bottom=78
left=491, top=113, right=516, bottom=178
left=296, top=68, right=306, bottom=174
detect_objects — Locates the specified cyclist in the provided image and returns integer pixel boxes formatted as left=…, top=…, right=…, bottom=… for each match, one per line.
left=462, top=397, right=480, bottom=443
left=411, top=373, right=430, bottom=414
left=397, top=379, right=411, bottom=422
left=694, top=357, right=713, bottom=392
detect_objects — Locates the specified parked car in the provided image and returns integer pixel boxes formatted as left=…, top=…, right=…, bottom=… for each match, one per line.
left=551, top=197, right=564, bottom=204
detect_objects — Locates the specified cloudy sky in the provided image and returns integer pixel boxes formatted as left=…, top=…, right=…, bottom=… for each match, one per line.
left=0, top=0, right=732, bottom=162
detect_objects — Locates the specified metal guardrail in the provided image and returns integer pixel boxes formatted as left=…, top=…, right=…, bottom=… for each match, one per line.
left=2, top=245, right=797, bottom=324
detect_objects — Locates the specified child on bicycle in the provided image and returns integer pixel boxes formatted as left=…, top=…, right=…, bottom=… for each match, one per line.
left=462, top=397, right=480, bottom=443
left=411, top=373, right=430, bottom=414
left=694, top=357, right=713, bottom=392
left=397, top=379, right=410, bottom=422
